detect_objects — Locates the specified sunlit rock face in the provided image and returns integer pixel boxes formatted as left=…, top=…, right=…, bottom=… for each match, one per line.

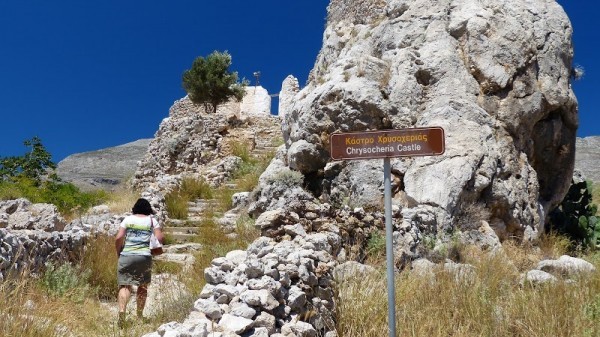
left=279, top=0, right=577, bottom=241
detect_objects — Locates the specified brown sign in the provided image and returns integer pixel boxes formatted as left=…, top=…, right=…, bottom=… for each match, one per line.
left=330, top=127, right=445, bottom=160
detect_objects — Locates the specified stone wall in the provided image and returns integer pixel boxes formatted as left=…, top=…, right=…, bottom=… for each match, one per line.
left=0, top=228, right=88, bottom=282
left=242, top=86, right=272, bottom=116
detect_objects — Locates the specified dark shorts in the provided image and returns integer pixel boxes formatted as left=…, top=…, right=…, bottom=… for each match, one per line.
left=117, top=255, right=152, bottom=286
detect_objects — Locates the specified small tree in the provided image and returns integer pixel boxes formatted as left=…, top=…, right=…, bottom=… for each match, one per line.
left=182, top=51, right=247, bottom=113
left=0, top=136, right=56, bottom=184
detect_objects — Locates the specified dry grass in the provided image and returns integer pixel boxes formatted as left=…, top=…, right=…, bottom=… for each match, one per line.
left=104, top=188, right=140, bottom=214
left=80, top=234, right=119, bottom=299
left=0, top=230, right=202, bottom=337
left=335, top=238, right=600, bottom=337
left=165, top=177, right=215, bottom=220
left=165, top=193, right=189, bottom=220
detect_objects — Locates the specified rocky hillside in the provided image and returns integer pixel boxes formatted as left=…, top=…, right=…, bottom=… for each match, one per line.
left=575, top=136, right=600, bottom=183
left=131, top=89, right=282, bottom=194
left=56, top=139, right=152, bottom=190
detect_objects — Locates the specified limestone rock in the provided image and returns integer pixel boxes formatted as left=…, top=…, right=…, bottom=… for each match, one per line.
left=1, top=199, right=67, bottom=232
left=520, top=269, right=558, bottom=286
left=332, top=261, right=376, bottom=283
left=536, top=255, right=596, bottom=278
left=279, top=75, right=300, bottom=119
left=131, top=95, right=281, bottom=193
left=219, top=314, right=254, bottom=334
left=276, top=0, right=577, bottom=243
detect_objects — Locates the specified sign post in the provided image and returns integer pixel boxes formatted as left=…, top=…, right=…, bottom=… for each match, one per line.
left=383, top=156, right=395, bottom=337
left=330, top=127, right=445, bottom=337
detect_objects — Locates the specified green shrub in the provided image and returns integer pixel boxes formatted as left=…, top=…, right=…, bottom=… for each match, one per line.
left=40, top=262, right=92, bottom=303
left=38, top=180, right=108, bottom=215
left=182, top=51, right=247, bottom=113
left=0, top=177, right=107, bottom=216
left=593, top=182, right=600, bottom=215
left=266, top=169, right=304, bottom=187
left=367, top=230, right=386, bottom=257
left=366, top=230, right=386, bottom=263
left=0, top=177, right=35, bottom=200
left=0, top=137, right=55, bottom=184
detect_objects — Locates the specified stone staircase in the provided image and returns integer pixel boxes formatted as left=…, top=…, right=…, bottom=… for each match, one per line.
left=161, top=142, right=279, bottom=245
left=162, top=199, right=216, bottom=243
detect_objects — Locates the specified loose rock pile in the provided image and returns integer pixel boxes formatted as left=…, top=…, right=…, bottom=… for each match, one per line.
left=144, top=231, right=341, bottom=337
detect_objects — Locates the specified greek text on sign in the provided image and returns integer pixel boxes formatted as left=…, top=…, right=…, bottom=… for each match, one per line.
left=330, top=127, right=445, bottom=160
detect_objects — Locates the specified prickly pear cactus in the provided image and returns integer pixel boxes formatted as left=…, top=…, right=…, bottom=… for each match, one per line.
left=549, top=179, right=599, bottom=248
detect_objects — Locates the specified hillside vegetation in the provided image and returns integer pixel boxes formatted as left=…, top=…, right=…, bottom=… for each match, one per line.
left=2, top=146, right=600, bottom=336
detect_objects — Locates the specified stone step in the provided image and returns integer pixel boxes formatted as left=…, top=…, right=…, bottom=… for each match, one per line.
left=164, top=232, right=198, bottom=243
left=162, top=218, right=205, bottom=229
left=187, top=200, right=219, bottom=208
left=163, top=226, right=200, bottom=234
left=167, top=219, right=186, bottom=227
left=153, top=253, right=196, bottom=268
left=188, top=216, right=210, bottom=223
left=252, top=147, right=276, bottom=153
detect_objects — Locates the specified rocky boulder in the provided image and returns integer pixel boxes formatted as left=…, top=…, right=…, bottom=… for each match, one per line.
left=273, top=0, right=577, bottom=243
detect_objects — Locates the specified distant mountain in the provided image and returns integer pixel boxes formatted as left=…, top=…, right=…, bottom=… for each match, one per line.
left=56, top=139, right=152, bottom=191
left=575, top=136, right=600, bottom=183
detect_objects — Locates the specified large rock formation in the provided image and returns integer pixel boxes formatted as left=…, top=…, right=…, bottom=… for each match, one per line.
left=575, top=136, right=600, bottom=183
left=56, top=139, right=152, bottom=191
left=273, top=0, right=577, bottom=243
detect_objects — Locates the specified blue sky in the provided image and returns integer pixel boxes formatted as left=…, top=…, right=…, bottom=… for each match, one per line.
left=0, top=1, right=597, bottom=163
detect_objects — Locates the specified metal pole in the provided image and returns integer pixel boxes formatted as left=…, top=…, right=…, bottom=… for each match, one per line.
left=383, top=157, right=396, bottom=337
